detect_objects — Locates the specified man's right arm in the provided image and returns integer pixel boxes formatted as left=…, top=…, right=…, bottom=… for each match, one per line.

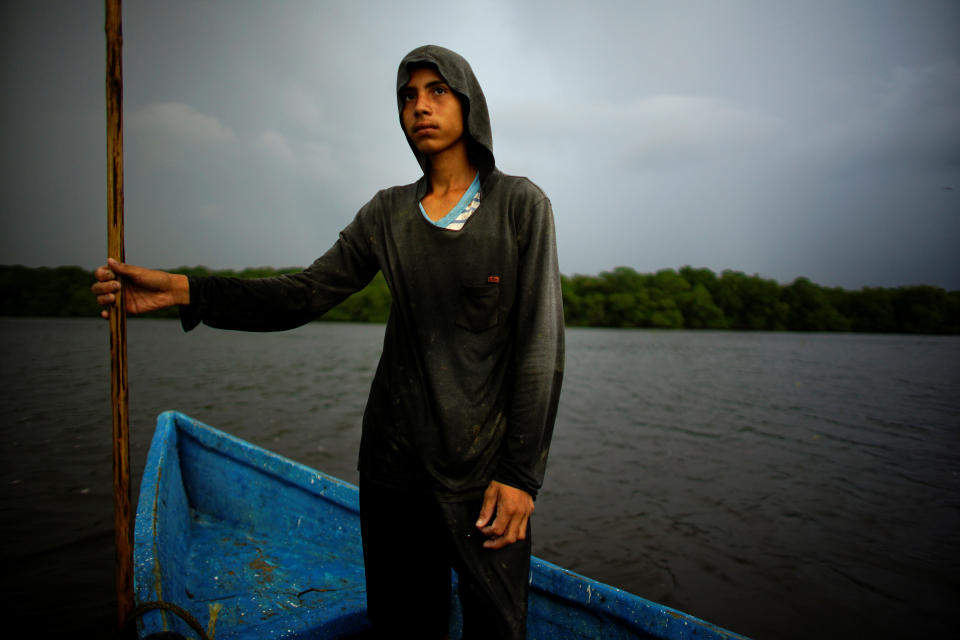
left=92, top=258, right=189, bottom=319
left=94, top=196, right=383, bottom=329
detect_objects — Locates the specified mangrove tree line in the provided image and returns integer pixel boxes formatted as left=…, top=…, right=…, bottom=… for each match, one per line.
left=1, top=264, right=957, bottom=334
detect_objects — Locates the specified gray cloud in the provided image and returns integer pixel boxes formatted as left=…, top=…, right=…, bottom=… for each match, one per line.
left=1, top=0, right=958, bottom=289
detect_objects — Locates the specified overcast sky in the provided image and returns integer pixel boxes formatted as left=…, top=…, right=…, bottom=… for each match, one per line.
left=2, top=0, right=958, bottom=289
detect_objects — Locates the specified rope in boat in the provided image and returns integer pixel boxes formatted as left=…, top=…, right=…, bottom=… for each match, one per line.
left=119, top=600, right=212, bottom=640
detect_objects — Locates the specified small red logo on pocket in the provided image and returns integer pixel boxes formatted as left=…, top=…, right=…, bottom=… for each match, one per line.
left=487, top=275, right=500, bottom=284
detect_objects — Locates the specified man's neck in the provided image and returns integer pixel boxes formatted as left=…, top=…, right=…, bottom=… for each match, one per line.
left=426, top=141, right=477, bottom=196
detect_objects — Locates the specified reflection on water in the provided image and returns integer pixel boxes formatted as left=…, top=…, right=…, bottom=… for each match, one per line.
left=1, top=318, right=957, bottom=638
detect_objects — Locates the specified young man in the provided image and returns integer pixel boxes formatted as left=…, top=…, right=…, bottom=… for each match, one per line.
left=93, top=45, right=564, bottom=638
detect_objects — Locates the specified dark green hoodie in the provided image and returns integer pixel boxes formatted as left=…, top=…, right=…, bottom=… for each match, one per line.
left=181, top=45, right=564, bottom=500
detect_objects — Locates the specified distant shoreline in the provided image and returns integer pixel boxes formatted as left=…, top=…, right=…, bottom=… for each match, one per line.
left=2, top=264, right=957, bottom=334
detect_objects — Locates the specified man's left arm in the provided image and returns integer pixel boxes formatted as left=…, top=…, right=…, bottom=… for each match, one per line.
left=477, top=192, right=565, bottom=549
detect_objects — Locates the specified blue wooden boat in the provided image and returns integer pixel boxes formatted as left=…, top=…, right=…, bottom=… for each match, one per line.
left=134, top=411, right=749, bottom=639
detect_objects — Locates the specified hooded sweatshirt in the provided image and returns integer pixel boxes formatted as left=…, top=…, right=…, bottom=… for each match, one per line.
left=180, top=45, right=564, bottom=500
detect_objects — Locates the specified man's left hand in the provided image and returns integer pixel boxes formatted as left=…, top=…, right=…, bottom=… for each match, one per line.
left=476, top=481, right=534, bottom=550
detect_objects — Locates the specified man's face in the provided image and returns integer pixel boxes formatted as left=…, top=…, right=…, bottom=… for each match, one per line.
left=400, top=67, right=465, bottom=157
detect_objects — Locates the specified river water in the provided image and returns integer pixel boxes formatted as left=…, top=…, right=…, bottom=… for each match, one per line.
left=1, top=317, right=957, bottom=638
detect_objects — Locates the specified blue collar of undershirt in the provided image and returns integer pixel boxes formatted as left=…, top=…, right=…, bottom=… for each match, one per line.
left=420, top=172, right=481, bottom=228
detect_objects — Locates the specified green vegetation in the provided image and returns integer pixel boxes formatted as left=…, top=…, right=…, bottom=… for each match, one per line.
left=0, top=265, right=104, bottom=318
left=562, top=266, right=960, bottom=333
left=2, top=264, right=957, bottom=334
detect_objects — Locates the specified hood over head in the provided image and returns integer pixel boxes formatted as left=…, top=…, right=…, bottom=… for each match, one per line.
left=397, top=45, right=495, bottom=176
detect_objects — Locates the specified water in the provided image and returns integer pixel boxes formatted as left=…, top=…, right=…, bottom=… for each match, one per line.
left=1, top=318, right=958, bottom=639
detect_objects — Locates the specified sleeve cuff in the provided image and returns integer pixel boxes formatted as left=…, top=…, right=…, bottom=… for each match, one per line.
left=493, top=467, right=540, bottom=500
left=177, top=276, right=202, bottom=332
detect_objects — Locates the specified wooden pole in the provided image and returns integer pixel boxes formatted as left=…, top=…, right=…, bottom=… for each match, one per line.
left=105, top=0, right=133, bottom=629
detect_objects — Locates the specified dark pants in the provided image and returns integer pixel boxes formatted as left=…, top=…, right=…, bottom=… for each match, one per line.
left=359, top=476, right=531, bottom=639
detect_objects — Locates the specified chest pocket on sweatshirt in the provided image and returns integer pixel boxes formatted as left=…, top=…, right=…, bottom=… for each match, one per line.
left=456, top=283, right=500, bottom=332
